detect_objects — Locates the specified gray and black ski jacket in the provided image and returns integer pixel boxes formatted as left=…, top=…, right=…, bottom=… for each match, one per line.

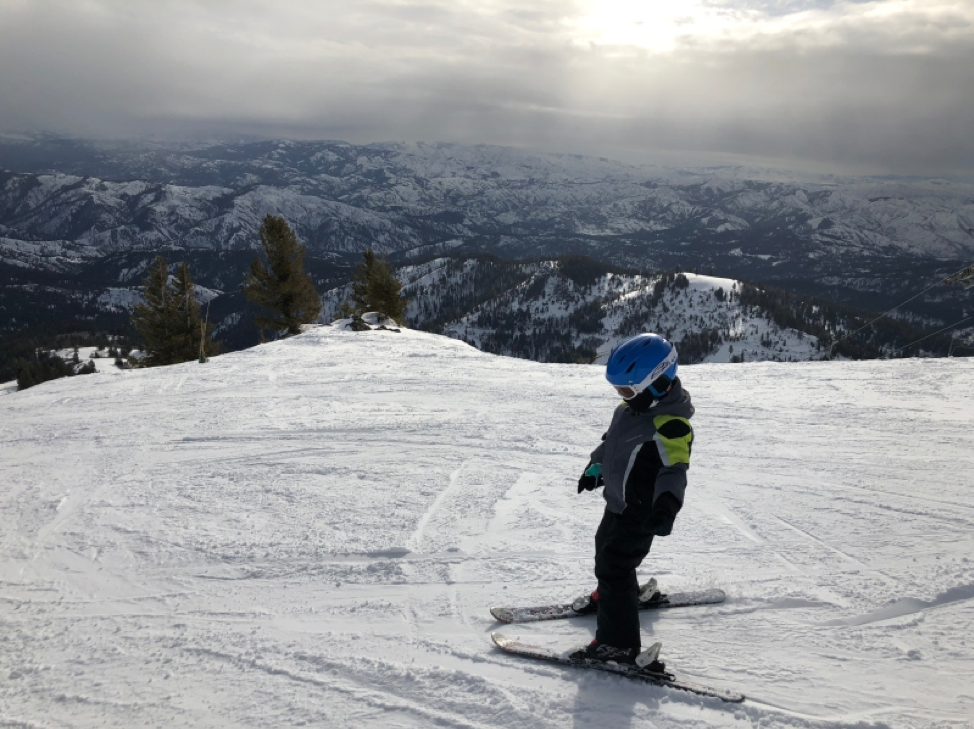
left=589, top=379, right=694, bottom=535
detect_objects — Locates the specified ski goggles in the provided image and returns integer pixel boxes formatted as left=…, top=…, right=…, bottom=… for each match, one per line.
left=613, top=385, right=638, bottom=399
left=613, top=375, right=673, bottom=401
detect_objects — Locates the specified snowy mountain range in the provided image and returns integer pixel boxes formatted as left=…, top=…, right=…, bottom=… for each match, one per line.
left=2, top=135, right=972, bottom=360
left=3, top=325, right=973, bottom=727
left=3, top=136, right=973, bottom=268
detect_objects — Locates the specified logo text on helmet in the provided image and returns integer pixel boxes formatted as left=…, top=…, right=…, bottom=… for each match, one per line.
left=647, top=345, right=678, bottom=383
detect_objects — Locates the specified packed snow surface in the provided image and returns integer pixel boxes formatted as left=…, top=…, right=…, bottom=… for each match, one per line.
left=1, top=327, right=973, bottom=728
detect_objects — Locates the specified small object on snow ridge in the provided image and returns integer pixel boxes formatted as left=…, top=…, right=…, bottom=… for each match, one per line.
left=330, top=312, right=401, bottom=332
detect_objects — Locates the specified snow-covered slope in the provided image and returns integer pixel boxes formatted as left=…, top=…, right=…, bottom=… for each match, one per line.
left=2, top=328, right=973, bottom=728
left=439, top=269, right=821, bottom=364
left=593, top=273, right=822, bottom=363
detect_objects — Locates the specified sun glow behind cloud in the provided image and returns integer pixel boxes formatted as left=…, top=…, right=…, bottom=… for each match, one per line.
left=568, top=0, right=746, bottom=52
left=569, top=0, right=974, bottom=57
left=0, top=0, right=972, bottom=174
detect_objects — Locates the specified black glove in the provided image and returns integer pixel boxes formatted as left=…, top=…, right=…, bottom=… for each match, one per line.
left=648, top=492, right=682, bottom=536
left=577, top=462, right=604, bottom=493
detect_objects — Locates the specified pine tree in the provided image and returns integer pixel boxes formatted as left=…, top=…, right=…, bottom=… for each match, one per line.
left=242, top=215, right=322, bottom=337
left=347, top=249, right=408, bottom=324
left=131, top=256, right=219, bottom=366
left=132, top=256, right=179, bottom=367
left=16, top=362, right=36, bottom=391
left=170, top=262, right=220, bottom=362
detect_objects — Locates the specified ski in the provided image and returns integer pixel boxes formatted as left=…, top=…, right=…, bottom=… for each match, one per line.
left=491, top=631, right=744, bottom=703
left=491, top=584, right=725, bottom=624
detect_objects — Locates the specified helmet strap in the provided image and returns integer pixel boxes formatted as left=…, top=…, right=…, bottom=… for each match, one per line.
left=647, top=375, right=673, bottom=399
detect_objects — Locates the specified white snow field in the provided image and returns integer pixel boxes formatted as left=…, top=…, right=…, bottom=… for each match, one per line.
left=2, top=327, right=973, bottom=729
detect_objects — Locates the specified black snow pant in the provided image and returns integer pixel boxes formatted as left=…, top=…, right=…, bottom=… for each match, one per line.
left=594, top=506, right=655, bottom=650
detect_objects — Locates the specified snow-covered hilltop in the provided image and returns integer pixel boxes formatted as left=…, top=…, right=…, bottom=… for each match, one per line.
left=324, top=261, right=915, bottom=362
left=435, top=269, right=822, bottom=364
left=2, top=327, right=973, bottom=728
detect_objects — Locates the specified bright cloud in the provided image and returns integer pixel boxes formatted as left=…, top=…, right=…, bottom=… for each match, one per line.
left=0, top=0, right=972, bottom=174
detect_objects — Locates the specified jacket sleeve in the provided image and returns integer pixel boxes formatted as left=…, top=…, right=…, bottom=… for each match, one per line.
left=588, top=430, right=608, bottom=464
left=648, top=415, right=693, bottom=535
left=649, top=467, right=687, bottom=536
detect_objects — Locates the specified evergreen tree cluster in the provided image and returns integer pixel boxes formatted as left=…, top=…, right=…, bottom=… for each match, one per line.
left=737, top=283, right=958, bottom=358
left=132, top=257, right=220, bottom=367
left=558, top=255, right=632, bottom=288
left=675, top=328, right=724, bottom=364
left=14, top=350, right=96, bottom=391
left=128, top=216, right=326, bottom=366
left=405, top=257, right=637, bottom=363
left=569, top=298, right=607, bottom=334
left=405, top=257, right=536, bottom=331
left=1, top=331, right=129, bottom=384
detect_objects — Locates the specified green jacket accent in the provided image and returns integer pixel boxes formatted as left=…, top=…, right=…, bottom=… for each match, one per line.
left=652, top=415, right=693, bottom=466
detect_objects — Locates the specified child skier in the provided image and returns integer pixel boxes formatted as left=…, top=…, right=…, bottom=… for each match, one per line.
left=571, top=333, right=694, bottom=667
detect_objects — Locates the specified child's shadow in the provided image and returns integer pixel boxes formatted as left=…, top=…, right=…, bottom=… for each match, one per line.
left=569, top=620, right=664, bottom=728
left=571, top=671, right=660, bottom=729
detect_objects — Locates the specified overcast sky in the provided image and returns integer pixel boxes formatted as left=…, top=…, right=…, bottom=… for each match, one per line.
left=1, top=0, right=972, bottom=175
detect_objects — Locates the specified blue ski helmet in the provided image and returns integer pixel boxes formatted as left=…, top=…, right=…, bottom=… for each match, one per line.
left=605, top=333, right=678, bottom=400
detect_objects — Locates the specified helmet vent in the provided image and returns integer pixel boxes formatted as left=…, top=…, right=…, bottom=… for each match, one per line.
left=626, top=362, right=636, bottom=373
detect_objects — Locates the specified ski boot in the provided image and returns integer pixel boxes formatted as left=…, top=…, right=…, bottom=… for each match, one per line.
left=572, top=578, right=662, bottom=615
left=570, top=640, right=667, bottom=674
left=569, top=639, right=639, bottom=666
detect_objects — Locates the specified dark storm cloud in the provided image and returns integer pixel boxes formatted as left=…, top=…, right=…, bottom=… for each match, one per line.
left=0, top=0, right=972, bottom=175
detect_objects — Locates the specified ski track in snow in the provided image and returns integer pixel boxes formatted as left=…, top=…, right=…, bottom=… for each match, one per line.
left=407, top=465, right=465, bottom=553
left=1, top=327, right=973, bottom=728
